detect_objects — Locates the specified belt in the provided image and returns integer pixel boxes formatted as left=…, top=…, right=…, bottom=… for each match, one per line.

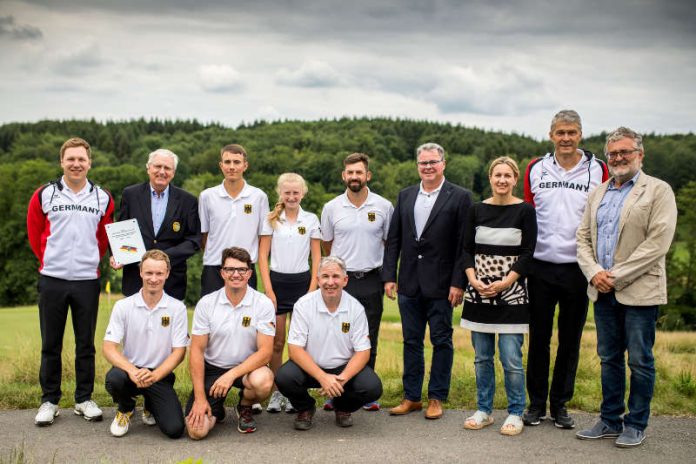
left=347, top=268, right=381, bottom=280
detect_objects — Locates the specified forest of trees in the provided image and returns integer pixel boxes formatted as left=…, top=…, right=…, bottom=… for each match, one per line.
left=1, top=117, right=695, bottom=329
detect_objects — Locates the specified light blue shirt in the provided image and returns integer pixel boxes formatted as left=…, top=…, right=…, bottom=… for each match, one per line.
left=596, top=172, right=640, bottom=270
left=150, top=185, right=169, bottom=236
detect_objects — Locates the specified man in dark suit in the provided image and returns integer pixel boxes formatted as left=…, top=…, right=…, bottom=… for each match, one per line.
left=383, top=142, right=472, bottom=420
left=111, top=149, right=201, bottom=301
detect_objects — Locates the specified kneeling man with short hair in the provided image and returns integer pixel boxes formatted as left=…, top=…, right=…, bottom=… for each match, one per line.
left=276, top=256, right=383, bottom=430
left=185, top=247, right=275, bottom=439
left=103, top=250, right=189, bottom=438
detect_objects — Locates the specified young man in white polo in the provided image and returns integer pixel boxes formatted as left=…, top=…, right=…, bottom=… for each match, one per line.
left=320, top=153, right=393, bottom=411
left=275, top=256, right=383, bottom=430
left=185, top=247, right=275, bottom=439
left=102, top=249, right=189, bottom=438
left=198, top=144, right=269, bottom=296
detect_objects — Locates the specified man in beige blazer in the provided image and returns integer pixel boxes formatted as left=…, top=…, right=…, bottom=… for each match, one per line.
left=575, top=127, right=677, bottom=448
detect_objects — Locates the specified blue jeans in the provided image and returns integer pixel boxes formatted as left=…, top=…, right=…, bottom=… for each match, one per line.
left=471, top=332, right=525, bottom=416
left=594, top=292, right=657, bottom=432
left=398, top=293, right=453, bottom=401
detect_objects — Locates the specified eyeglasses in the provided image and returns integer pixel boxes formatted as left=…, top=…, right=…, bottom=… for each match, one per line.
left=605, top=149, right=640, bottom=160
left=416, top=159, right=444, bottom=167
left=222, top=267, right=250, bottom=275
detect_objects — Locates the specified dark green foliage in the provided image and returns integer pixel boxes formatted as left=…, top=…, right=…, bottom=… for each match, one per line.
left=0, top=117, right=693, bottom=309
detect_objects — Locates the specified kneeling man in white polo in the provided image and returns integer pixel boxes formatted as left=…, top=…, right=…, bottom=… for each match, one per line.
left=103, top=249, right=189, bottom=438
left=185, top=246, right=275, bottom=439
left=276, top=256, right=383, bottom=430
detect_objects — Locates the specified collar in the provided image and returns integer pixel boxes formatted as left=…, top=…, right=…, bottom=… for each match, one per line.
left=340, top=188, right=373, bottom=208
left=317, top=290, right=350, bottom=315
left=150, top=184, right=170, bottom=198
left=221, top=286, right=254, bottom=309
left=279, top=207, right=308, bottom=224
left=550, top=149, right=592, bottom=171
left=135, top=289, right=168, bottom=311
left=60, top=176, right=90, bottom=195
left=608, top=170, right=641, bottom=191
left=419, top=177, right=446, bottom=195
left=217, top=180, right=250, bottom=199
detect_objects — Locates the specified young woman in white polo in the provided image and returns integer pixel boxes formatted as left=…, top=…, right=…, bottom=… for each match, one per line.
left=258, top=173, right=322, bottom=413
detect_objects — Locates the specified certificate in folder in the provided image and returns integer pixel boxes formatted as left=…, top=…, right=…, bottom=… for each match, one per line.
left=106, top=218, right=147, bottom=266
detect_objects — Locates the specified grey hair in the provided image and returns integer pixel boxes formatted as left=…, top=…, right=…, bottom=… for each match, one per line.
left=416, top=142, right=445, bottom=160
left=318, top=256, right=347, bottom=276
left=146, top=148, right=179, bottom=170
left=604, top=127, right=644, bottom=154
left=550, top=109, right=582, bottom=132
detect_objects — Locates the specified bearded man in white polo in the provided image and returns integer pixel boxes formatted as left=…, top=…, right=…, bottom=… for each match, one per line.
left=275, top=256, right=383, bottom=430
left=103, top=249, right=189, bottom=438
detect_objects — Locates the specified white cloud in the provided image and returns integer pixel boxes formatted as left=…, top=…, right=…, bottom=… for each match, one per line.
left=276, top=60, right=344, bottom=88
left=198, top=64, right=243, bottom=93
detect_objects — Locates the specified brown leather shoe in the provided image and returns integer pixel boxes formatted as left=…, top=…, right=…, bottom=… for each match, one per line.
left=389, top=399, right=423, bottom=415
left=425, top=399, right=443, bottom=420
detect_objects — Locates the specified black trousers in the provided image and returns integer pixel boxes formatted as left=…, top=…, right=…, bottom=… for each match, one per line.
left=275, top=360, right=382, bottom=413
left=105, top=367, right=185, bottom=439
left=38, top=275, right=100, bottom=404
left=526, top=260, right=589, bottom=413
left=184, top=363, right=245, bottom=422
left=201, top=265, right=257, bottom=297
left=345, top=269, right=384, bottom=369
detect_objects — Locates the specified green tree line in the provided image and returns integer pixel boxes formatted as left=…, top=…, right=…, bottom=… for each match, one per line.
left=1, top=118, right=694, bottom=329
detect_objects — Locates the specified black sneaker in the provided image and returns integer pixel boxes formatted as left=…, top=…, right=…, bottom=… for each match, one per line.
left=551, top=407, right=575, bottom=429
left=335, top=410, right=353, bottom=427
left=523, top=407, right=545, bottom=426
left=294, top=407, right=316, bottom=431
left=236, top=403, right=257, bottom=433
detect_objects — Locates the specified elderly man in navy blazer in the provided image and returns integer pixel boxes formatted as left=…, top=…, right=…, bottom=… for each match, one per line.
left=111, top=149, right=201, bottom=300
left=383, top=142, right=472, bottom=420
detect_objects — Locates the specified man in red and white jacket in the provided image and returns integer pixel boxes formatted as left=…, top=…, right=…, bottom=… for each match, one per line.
left=523, top=110, right=608, bottom=429
left=27, top=137, right=114, bottom=427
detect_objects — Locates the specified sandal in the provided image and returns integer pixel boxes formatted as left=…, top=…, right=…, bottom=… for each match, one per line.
left=464, top=410, right=494, bottom=430
left=500, top=414, right=524, bottom=436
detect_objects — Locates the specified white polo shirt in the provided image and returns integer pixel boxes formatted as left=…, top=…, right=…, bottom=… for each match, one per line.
left=288, top=290, right=371, bottom=369
left=320, top=190, right=393, bottom=272
left=199, top=181, right=270, bottom=265
left=104, top=291, right=189, bottom=369
left=191, top=286, right=276, bottom=369
left=260, top=207, right=321, bottom=274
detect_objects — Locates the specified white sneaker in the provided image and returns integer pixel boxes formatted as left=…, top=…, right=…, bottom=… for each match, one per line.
left=35, top=402, right=59, bottom=426
left=142, top=408, right=156, bottom=426
left=266, top=391, right=283, bottom=413
left=285, top=398, right=296, bottom=413
left=251, top=402, right=263, bottom=415
left=74, top=400, right=103, bottom=421
left=110, top=410, right=133, bottom=437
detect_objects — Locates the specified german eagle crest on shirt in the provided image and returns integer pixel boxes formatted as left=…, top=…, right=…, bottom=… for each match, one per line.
left=242, top=316, right=251, bottom=327
left=341, top=322, right=350, bottom=333
left=161, top=316, right=170, bottom=327
left=367, top=212, right=376, bottom=222
left=244, top=204, right=252, bottom=214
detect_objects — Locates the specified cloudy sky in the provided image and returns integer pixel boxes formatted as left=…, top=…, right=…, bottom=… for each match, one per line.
left=1, top=0, right=695, bottom=139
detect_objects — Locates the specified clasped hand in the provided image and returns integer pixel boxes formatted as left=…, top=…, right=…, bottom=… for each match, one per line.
left=318, top=373, right=345, bottom=398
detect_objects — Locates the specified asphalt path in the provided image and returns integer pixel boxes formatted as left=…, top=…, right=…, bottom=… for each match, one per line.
left=0, top=407, right=694, bottom=463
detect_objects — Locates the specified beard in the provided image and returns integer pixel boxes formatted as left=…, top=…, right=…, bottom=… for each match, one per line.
left=345, top=180, right=365, bottom=192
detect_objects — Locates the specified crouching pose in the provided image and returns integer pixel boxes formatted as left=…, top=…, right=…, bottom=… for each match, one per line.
left=103, top=250, right=189, bottom=438
left=185, top=247, right=275, bottom=439
left=276, top=256, right=383, bottom=430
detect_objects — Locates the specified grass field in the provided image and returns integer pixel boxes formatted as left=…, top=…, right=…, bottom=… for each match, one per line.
left=1, top=295, right=695, bottom=416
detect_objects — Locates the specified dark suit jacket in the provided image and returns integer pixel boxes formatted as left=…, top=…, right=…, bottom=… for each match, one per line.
left=382, top=180, right=472, bottom=299
left=118, top=182, right=201, bottom=300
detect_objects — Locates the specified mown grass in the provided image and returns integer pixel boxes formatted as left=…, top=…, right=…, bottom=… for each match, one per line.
left=1, top=295, right=694, bottom=416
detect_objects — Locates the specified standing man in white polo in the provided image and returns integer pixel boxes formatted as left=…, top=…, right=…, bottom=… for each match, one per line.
left=103, top=250, right=189, bottom=439
left=185, top=247, right=275, bottom=439
left=275, top=256, right=383, bottom=430
left=198, top=144, right=269, bottom=296
left=320, top=152, right=392, bottom=411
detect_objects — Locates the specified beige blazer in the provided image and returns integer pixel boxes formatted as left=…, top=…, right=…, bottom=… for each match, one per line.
left=577, top=171, right=677, bottom=306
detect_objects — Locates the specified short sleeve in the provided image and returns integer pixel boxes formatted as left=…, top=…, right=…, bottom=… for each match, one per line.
left=191, top=298, right=211, bottom=336
left=171, top=299, right=190, bottom=348
left=257, top=192, right=270, bottom=236
left=255, top=294, right=276, bottom=337
left=309, top=214, right=322, bottom=239
left=350, top=304, right=371, bottom=352
left=382, top=202, right=394, bottom=240
left=198, top=190, right=210, bottom=233
left=260, top=216, right=273, bottom=236
left=287, top=300, right=310, bottom=347
left=104, top=299, right=126, bottom=343
left=320, top=204, right=333, bottom=241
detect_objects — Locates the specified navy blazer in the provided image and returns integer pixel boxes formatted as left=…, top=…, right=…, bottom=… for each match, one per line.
left=118, top=182, right=201, bottom=300
left=382, top=180, right=472, bottom=299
